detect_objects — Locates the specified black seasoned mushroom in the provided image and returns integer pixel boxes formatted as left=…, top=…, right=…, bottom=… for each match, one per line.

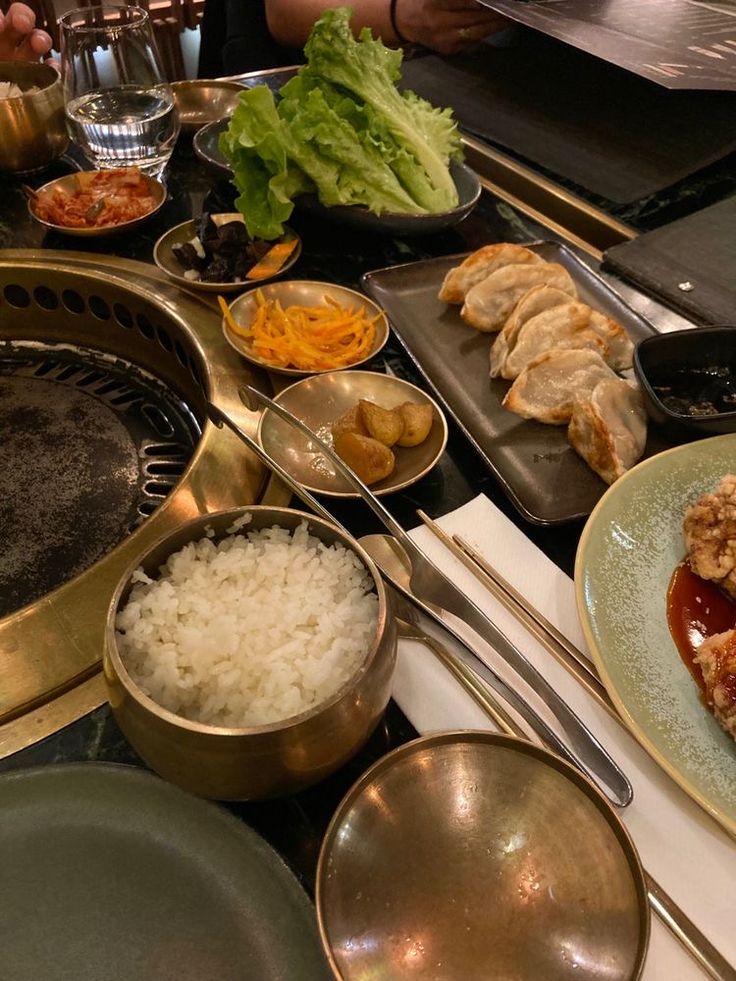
left=172, top=241, right=205, bottom=272
left=170, top=212, right=289, bottom=284
left=201, top=256, right=232, bottom=282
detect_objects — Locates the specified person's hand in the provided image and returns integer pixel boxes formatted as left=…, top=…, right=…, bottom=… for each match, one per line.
left=0, top=3, right=53, bottom=61
left=394, top=0, right=509, bottom=55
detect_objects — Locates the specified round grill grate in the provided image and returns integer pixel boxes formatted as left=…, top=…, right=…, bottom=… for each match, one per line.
left=0, top=343, right=201, bottom=618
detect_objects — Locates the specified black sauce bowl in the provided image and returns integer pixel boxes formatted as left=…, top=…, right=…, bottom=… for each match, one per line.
left=634, top=326, right=736, bottom=439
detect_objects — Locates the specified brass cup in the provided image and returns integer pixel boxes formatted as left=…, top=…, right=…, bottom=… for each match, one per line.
left=0, top=62, right=69, bottom=173
left=104, top=506, right=397, bottom=801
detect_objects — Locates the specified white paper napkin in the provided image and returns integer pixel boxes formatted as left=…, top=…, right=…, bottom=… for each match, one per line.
left=392, top=495, right=736, bottom=980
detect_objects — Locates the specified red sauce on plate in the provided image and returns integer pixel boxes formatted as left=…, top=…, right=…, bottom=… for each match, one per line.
left=667, top=560, right=736, bottom=693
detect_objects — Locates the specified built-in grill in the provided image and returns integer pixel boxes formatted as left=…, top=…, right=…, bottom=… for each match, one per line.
left=0, top=251, right=288, bottom=758
left=0, top=344, right=200, bottom=617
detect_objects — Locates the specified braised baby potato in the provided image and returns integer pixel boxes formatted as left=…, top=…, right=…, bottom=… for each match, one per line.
left=359, top=400, right=403, bottom=448
left=331, top=404, right=368, bottom=442
left=333, top=432, right=396, bottom=485
left=396, top=402, right=433, bottom=447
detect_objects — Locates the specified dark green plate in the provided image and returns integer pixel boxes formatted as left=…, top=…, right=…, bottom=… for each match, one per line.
left=0, top=763, right=331, bottom=981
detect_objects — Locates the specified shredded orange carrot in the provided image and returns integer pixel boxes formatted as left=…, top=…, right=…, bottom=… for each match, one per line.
left=222, top=290, right=382, bottom=371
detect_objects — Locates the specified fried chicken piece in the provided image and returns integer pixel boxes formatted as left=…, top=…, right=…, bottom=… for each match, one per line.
left=695, top=629, right=736, bottom=740
left=683, top=474, right=736, bottom=599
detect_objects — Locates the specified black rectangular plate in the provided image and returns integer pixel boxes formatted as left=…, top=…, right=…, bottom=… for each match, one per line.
left=363, top=241, right=665, bottom=526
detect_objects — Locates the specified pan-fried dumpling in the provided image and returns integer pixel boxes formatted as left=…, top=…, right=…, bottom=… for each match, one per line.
left=586, top=311, right=634, bottom=371
left=438, top=244, right=545, bottom=305
left=490, top=285, right=572, bottom=377
left=462, top=262, right=577, bottom=333
left=568, top=378, right=647, bottom=484
left=502, top=349, right=616, bottom=425
left=500, top=303, right=608, bottom=380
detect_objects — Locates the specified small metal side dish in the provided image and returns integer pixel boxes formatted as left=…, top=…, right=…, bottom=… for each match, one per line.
left=224, top=280, right=389, bottom=376
left=317, top=731, right=650, bottom=981
left=258, top=370, right=447, bottom=497
left=171, top=79, right=242, bottom=133
left=153, top=213, right=302, bottom=294
left=27, top=172, right=167, bottom=237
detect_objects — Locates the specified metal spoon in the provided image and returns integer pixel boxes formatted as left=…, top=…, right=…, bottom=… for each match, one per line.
left=391, top=587, right=526, bottom=738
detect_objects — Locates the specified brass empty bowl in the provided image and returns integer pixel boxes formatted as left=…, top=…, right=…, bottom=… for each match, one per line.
left=317, top=731, right=650, bottom=980
left=0, top=61, right=68, bottom=173
left=104, top=506, right=397, bottom=801
left=224, top=281, right=389, bottom=376
left=171, top=79, right=242, bottom=134
left=258, top=370, right=448, bottom=497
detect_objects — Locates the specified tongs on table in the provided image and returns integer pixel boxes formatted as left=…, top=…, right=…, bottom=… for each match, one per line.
left=209, top=385, right=632, bottom=810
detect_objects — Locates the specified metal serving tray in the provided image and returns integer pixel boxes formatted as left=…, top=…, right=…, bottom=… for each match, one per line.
left=363, top=241, right=666, bottom=525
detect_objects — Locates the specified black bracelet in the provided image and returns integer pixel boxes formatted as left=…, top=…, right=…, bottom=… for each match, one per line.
left=389, top=0, right=410, bottom=45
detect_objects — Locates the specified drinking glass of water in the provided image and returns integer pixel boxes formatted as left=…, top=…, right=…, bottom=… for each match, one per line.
left=59, top=5, right=180, bottom=176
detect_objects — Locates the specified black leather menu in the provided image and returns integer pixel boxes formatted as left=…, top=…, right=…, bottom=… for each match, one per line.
left=603, top=195, right=736, bottom=325
left=401, top=32, right=736, bottom=203
left=481, top=0, right=736, bottom=91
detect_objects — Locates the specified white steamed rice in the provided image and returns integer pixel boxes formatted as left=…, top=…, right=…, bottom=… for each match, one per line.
left=115, top=519, right=378, bottom=728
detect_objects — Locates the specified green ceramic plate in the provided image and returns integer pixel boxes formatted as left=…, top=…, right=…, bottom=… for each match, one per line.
left=576, top=435, right=736, bottom=838
left=0, top=763, right=331, bottom=981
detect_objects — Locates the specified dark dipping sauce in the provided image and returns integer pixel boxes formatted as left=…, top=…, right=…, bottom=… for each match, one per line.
left=667, top=560, right=736, bottom=694
left=653, top=365, right=736, bottom=417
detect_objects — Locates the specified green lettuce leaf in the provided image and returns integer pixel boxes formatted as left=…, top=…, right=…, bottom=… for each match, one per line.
left=219, top=6, right=462, bottom=239
left=302, top=8, right=461, bottom=212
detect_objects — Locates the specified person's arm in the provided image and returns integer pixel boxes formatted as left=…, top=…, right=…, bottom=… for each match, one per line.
left=0, top=3, right=52, bottom=61
left=265, top=0, right=508, bottom=56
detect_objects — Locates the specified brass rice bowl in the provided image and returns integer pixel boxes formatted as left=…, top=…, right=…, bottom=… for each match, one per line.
left=0, top=61, right=68, bottom=173
left=104, top=506, right=396, bottom=801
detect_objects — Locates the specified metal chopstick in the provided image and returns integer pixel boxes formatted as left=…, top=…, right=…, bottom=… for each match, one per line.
left=415, top=511, right=615, bottom=716
left=390, top=588, right=526, bottom=739
left=414, top=512, right=736, bottom=981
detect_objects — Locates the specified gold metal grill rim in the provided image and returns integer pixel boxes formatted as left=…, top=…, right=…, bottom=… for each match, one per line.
left=0, top=250, right=290, bottom=759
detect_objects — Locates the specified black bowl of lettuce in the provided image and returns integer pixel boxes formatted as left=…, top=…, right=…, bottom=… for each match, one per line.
left=195, top=120, right=480, bottom=237
left=294, top=160, right=481, bottom=236
left=193, top=119, right=233, bottom=180
left=212, top=5, right=484, bottom=240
